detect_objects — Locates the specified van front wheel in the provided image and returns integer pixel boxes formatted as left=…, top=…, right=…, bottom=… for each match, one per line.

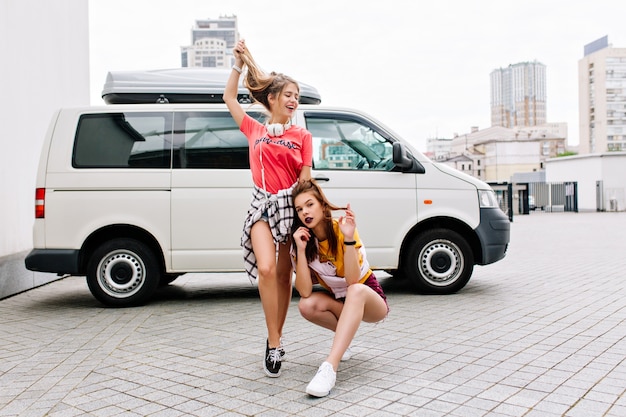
left=403, top=229, right=473, bottom=294
left=86, top=238, right=161, bottom=307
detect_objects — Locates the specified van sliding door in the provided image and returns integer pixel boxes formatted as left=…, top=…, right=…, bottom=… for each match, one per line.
left=170, top=111, right=253, bottom=272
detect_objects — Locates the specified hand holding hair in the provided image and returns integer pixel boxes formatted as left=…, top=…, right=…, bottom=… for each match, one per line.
left=233, top=39, right=246, bottom=65
left=234, top=39, right=245, bottom=54
left=338, top=203, right=356, bottom=240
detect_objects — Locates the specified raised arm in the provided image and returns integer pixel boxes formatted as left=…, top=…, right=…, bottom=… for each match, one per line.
left=339, top=204, right=361, bottom=285
left=223, top=40, right=247, bottom=127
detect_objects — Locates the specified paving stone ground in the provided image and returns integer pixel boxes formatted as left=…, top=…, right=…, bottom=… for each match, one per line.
left=1, top=211, right=625, bottom=417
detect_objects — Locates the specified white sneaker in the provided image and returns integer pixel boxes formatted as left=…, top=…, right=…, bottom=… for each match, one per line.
left=306, top=362, right=336, bottom=397
left=341, top=347, right=353, bottom=362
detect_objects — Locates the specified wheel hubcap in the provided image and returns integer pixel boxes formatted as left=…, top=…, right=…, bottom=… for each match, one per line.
left=419, top=240, right=462, bottom=286
left=97, top=250, right=145, bottom=298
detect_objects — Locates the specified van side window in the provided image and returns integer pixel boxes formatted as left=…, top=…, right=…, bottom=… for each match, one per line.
left=73, top=113, right=171, bottom=168
left=305, top=116, right=394, bottom=171
left=174, top=112, right=260, bottom=169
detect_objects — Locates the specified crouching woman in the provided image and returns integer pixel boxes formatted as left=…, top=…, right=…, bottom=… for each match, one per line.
left=291, top=180, right=389, bottom=397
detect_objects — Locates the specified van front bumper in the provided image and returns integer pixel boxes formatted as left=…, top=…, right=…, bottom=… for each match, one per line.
left=25, top=249, right=81, bottom=275
left=475, top=208, right=510, bottom=265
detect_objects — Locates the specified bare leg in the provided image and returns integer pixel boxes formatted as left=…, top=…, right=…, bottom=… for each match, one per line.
left=298, top=292, right=343, bottom=332
left=275, top=240, right=293, bottom=341
left=302, top=283, right=387, bottom=397
left=327, top=284, right=387, bottom=369
left=251, top=221, right=283, bottom=348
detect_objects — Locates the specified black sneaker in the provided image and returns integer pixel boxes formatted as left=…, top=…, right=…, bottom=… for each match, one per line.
left=264, top=340, right=282, bottom=377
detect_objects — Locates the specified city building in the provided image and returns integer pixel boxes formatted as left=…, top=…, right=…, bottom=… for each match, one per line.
left=578, top=36, right=626, bottom=153
left=436, top=60, right=567, bottom=184
left=491, top=61, right=547, bottom=128
left=426, top=136, right=454, bottom=160
left=181, top=15, right=239, bottom=68
left=446, top=125, right=566, bottom=182
left=442, top=153, right=475, bottom=178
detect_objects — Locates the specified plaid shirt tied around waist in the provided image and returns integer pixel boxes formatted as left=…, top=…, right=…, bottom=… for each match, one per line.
left=241, top=182, right=296, bottom=282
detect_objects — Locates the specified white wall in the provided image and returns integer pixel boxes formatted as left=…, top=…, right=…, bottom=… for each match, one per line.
left=601, top=153, right=626, bottom=211
left=546, top=152, right=626, bottom=211
left=0, top=0, right=90, bottom=257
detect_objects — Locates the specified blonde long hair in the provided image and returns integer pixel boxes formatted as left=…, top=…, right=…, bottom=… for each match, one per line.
left=239, top=47, right=300, bottom=112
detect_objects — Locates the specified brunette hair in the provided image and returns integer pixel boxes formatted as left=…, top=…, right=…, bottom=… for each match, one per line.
left=292, top=180, right=347, bottom=263
left=239, top=47, right=300, bottom=112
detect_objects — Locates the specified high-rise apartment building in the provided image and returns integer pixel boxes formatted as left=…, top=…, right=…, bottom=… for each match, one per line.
left=490, top=61, right=546, bottom=128
left=578, top=36, right=626, bottom=153
left=181, top=15, right=239, bottom=68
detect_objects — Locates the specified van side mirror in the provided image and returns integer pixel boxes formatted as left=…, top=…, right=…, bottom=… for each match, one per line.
left=393, top=142, right=423, bottom=172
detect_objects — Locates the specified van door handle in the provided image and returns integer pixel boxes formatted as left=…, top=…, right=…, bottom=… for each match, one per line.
left=314, top=176, right=330, bottom=182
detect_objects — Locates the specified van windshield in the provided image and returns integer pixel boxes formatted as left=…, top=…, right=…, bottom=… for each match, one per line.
left=306, top=117, right=393, bottom=171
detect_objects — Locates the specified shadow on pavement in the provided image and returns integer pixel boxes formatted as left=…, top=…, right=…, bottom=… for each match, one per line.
left=19, top=272, right=494, bottom=311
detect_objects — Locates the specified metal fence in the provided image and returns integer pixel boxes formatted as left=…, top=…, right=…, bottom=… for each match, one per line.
left=528, top=182, right=578, bottom=213
left=489, top=181, right=578, bottom=221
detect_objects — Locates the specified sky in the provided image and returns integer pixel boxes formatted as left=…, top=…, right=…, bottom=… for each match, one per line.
left=89, top=0, right=626, bottom=151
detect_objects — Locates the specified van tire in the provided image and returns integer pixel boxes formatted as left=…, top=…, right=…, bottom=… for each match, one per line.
left=403, top=229, right=473, bottom=294
left=86, top=238, right=161, bottom=307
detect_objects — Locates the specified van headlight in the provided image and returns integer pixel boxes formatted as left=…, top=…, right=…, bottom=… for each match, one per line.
left=478, top=190, right=499, bottom=208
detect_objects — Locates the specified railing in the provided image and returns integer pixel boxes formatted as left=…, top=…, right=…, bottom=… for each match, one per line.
left=489, top=181, right=578, bottom=221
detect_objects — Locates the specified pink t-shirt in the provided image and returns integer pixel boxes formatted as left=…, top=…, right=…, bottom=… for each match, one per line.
left=241, top=114, right=312, bottom=194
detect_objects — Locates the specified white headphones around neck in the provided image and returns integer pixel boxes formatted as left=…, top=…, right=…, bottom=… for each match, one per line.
left=266, top=119, right=292, bottom=137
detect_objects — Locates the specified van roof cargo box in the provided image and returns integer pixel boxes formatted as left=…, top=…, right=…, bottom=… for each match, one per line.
left=101, top=68, right=322, bottom=105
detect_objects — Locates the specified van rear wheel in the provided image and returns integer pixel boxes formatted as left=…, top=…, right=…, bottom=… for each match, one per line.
left=403, top=229, right=473, bottom=294
left=86, top=238, right=160, bottom=307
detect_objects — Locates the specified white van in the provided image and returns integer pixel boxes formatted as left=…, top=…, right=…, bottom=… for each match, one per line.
left=25, top=69, right=510, bottom=307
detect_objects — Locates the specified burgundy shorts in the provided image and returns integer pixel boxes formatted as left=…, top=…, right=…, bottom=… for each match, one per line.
left=363, top=273, right=387, bottom=305
left=337, top=273, right=389, bottom=312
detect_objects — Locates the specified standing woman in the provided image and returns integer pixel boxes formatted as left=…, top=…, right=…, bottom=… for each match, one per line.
left=292, top=180, right=389, bottom=397
left=223, top=39, right=312, bottom=377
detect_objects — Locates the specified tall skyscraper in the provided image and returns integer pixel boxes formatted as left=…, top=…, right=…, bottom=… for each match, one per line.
left=490, top=61, right=546, bottom=128
left=181, top=15, right=239, bottom=68
left=578, top=36, right=626, bottom=153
